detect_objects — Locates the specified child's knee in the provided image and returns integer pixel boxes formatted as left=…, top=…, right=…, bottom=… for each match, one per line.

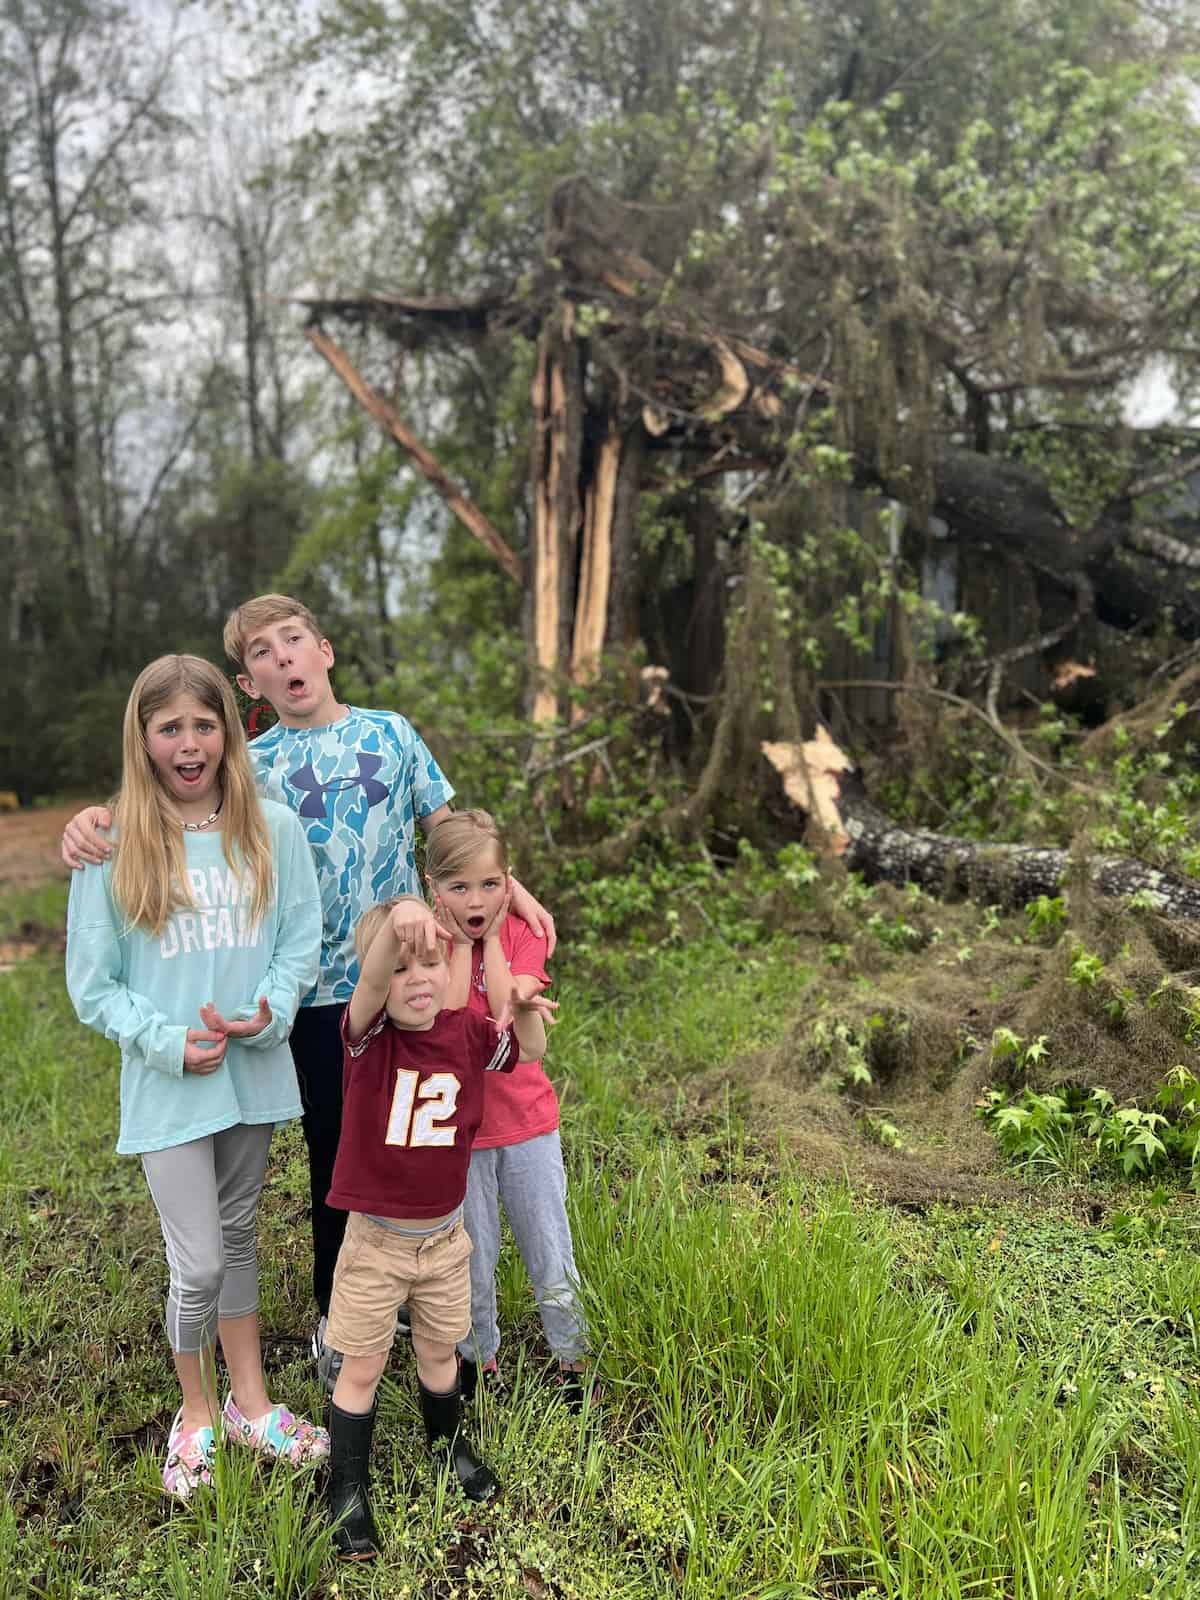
left=175, top=1248, right=225, bottom=1308
left=410, top=1332, right=454, bottom=1365
left=341, top=1349, right=389, bottom=1389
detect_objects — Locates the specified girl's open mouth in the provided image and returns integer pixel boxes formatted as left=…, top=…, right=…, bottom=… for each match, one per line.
left=466, top=915, right=486, bottom=932
left=176, top=764, right=205, bottom=784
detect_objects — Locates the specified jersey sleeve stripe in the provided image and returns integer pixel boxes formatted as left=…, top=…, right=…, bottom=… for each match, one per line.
left=483, top=1030, right=513, bottom=1072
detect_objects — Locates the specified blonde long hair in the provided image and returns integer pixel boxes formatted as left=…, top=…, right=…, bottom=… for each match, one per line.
left=111, top=655, right=274, bottom=936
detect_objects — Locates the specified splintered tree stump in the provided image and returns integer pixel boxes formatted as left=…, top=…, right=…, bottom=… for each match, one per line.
left=762, top=731, right=1200, bottom=921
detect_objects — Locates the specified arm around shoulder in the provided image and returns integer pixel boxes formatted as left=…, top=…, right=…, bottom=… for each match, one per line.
left=62, top=804, right=114, bottom=870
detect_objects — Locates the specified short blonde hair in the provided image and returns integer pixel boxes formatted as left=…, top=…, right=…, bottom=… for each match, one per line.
left=223, top=593, right=325, bottom=669
left=353, top=896, right=447, bottom=965
left=424, top=810, right=508, bottom=882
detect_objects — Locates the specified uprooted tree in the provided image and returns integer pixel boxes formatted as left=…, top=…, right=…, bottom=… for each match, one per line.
left=296, top=0, right=1200, bottom=839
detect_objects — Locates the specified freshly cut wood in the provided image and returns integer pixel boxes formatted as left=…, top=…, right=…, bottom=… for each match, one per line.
left=763, top=735, right=1200, bottom=920
left=530, top=305, right=584, bottom=723
left=571, top=420, right=620, bottom=712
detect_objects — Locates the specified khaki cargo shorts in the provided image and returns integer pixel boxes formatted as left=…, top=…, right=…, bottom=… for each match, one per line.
left=325, top=1211, right=473, bottom=1355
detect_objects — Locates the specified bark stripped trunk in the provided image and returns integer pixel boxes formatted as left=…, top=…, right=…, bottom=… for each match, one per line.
left=530, top=303, right=583, bottom=721
left=570, top=419, right=620, bottom=718
left=763, top=733, right=1200, bottom=921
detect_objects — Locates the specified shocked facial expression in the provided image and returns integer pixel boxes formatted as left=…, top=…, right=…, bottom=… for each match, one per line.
left=385, top=948, right=451, bottom=1030
left=236, top=617, right=338, bottom=728
left=145, top=694, right=225, bottom=820
left=431, top=849, right=508, bottom=942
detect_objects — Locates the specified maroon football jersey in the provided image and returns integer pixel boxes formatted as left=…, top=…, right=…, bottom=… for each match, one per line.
left=328, top=1007, right=517, bottom=1218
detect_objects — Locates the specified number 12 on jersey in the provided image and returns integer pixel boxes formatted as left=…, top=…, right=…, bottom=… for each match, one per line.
left=385, top=1069, right=461, bottom=1147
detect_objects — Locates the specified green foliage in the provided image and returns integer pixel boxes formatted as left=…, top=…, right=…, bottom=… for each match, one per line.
left=1089, top=731, right=1200, bottom=875
left=1026, top=894, right=1068, bottom=943
left=811, top=1017, right=874, bottom=1088
left=979, top=1066, right=1200, bottom=1188
left=990, top=1026, right=1051, bottom=1073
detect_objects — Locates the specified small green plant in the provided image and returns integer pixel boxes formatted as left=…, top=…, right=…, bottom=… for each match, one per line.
left=1025, top=894, right=1068, bottom=943
left=811, top=1018, right=872, bottom=1087
left=860, top=1112, right=904, bottom=1149
left=990, top=1027, right=1051, bottom=1074
left=1068, top=945, right=1106, bottom=989
left=865, top=910, right=924, bottom=952
left=980, top=1066, right=1200, bottom=1188
left=976, top=1086, right=1082, bottom=1179
left=1105, top=1186, right=1172, bottom=1247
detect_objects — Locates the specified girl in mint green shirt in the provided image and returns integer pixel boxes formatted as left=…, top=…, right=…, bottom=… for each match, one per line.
left=66, top=655, right=328, bottom=1499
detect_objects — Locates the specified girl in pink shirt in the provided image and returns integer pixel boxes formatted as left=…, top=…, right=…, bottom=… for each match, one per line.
left=426, top=810, right=592, bottom=1409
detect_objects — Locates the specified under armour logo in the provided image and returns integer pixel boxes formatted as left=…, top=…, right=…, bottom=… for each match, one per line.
left=290, top=754, right=389, bottom=818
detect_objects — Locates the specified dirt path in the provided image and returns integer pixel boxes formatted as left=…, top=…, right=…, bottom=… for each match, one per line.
left=0, top=803, right=75, bottom=892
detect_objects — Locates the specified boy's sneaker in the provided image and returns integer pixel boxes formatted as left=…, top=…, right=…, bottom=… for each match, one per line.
left=459, top=1355, right=506, bottom=1404
left=394, top=1303, right=411, bottom=1340
left=556, top=1364, right=601, bottom=1415
left=312, top=1315, right=344, bottom=1398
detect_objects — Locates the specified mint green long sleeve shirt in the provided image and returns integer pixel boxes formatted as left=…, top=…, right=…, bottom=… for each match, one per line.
left=66, top=799, right=321, bottom=1154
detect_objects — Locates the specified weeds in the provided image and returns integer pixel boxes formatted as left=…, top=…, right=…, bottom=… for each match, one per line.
left=7, top=887, right=1200, bottom=1596
left=978, top=1066, right=1200, bottom=1188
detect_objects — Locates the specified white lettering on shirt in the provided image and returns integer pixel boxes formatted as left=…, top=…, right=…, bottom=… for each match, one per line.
left=158, top=868, right=266, bottom=960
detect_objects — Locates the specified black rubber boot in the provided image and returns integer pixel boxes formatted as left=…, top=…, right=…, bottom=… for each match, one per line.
left=327, top=1401, right=379, bottom=1561
left=417, top=1379, right=499, bottom=1501
left=458, top=1356, right=478, bottom=1403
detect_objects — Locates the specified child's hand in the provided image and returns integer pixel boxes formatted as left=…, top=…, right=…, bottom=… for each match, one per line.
left=62, top=805, right=113, bottom=869
left=183, top=1027, right=228, bottom=1073
left=391, top=898, right=454, bottom=956
left=199, top=997, right=272, bottom=1038
left=431, top=894, right=472, bottom=947
left=515, top=983, right=559, bottom=1028
left=492, top=981, right=558, bottom=1033
left=481, top=877, right=513, bottom=943
left=508, top=876, right=556, bottom=958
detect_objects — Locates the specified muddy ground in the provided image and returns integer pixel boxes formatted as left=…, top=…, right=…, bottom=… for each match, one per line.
left=0, top=803, right=74, bottom=891
left=0, top=803, right=72, bottom=969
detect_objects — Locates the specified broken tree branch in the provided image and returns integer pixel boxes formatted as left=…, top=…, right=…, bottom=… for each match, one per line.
left=304, top=323, right=524, bottom=585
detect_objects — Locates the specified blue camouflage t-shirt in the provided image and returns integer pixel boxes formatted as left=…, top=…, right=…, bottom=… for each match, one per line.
left=249, top=706, right=454, bottom=1005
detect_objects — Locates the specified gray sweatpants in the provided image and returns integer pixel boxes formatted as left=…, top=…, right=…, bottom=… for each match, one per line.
left=141, top=1123, right=274, bottom=1354
left=458, top=1130, right=587, bottom=1365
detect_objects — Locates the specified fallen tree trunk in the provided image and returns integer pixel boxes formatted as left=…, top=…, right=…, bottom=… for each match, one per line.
left=763, top=731, right=1200, bottom=920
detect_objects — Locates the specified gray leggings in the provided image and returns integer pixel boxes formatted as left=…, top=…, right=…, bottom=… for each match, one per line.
left=141, top=1123, right=274, bottom=1354
left=458, top=1131, right=587, bottom=1365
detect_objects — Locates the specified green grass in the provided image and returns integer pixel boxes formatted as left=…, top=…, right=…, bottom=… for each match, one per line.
left=4, top=928, right=1200, bottom=1597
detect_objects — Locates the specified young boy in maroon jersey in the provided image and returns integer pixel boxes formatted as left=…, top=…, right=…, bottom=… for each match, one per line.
left=324, top=894, right=556, bottom=1561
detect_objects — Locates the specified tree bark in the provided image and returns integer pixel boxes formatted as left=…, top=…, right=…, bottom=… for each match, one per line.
left=530, top=303, right=585, bottom=721
left=763, top=734, right=1200, bottom=921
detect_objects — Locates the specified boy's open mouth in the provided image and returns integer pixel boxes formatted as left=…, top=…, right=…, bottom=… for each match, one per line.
left=287, top=676, right=307, bottom=695
left=407, top=992, right=434, bottom=1010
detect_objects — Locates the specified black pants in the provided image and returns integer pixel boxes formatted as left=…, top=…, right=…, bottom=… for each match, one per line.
left=289, top=1002, right=349, bottom=1316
